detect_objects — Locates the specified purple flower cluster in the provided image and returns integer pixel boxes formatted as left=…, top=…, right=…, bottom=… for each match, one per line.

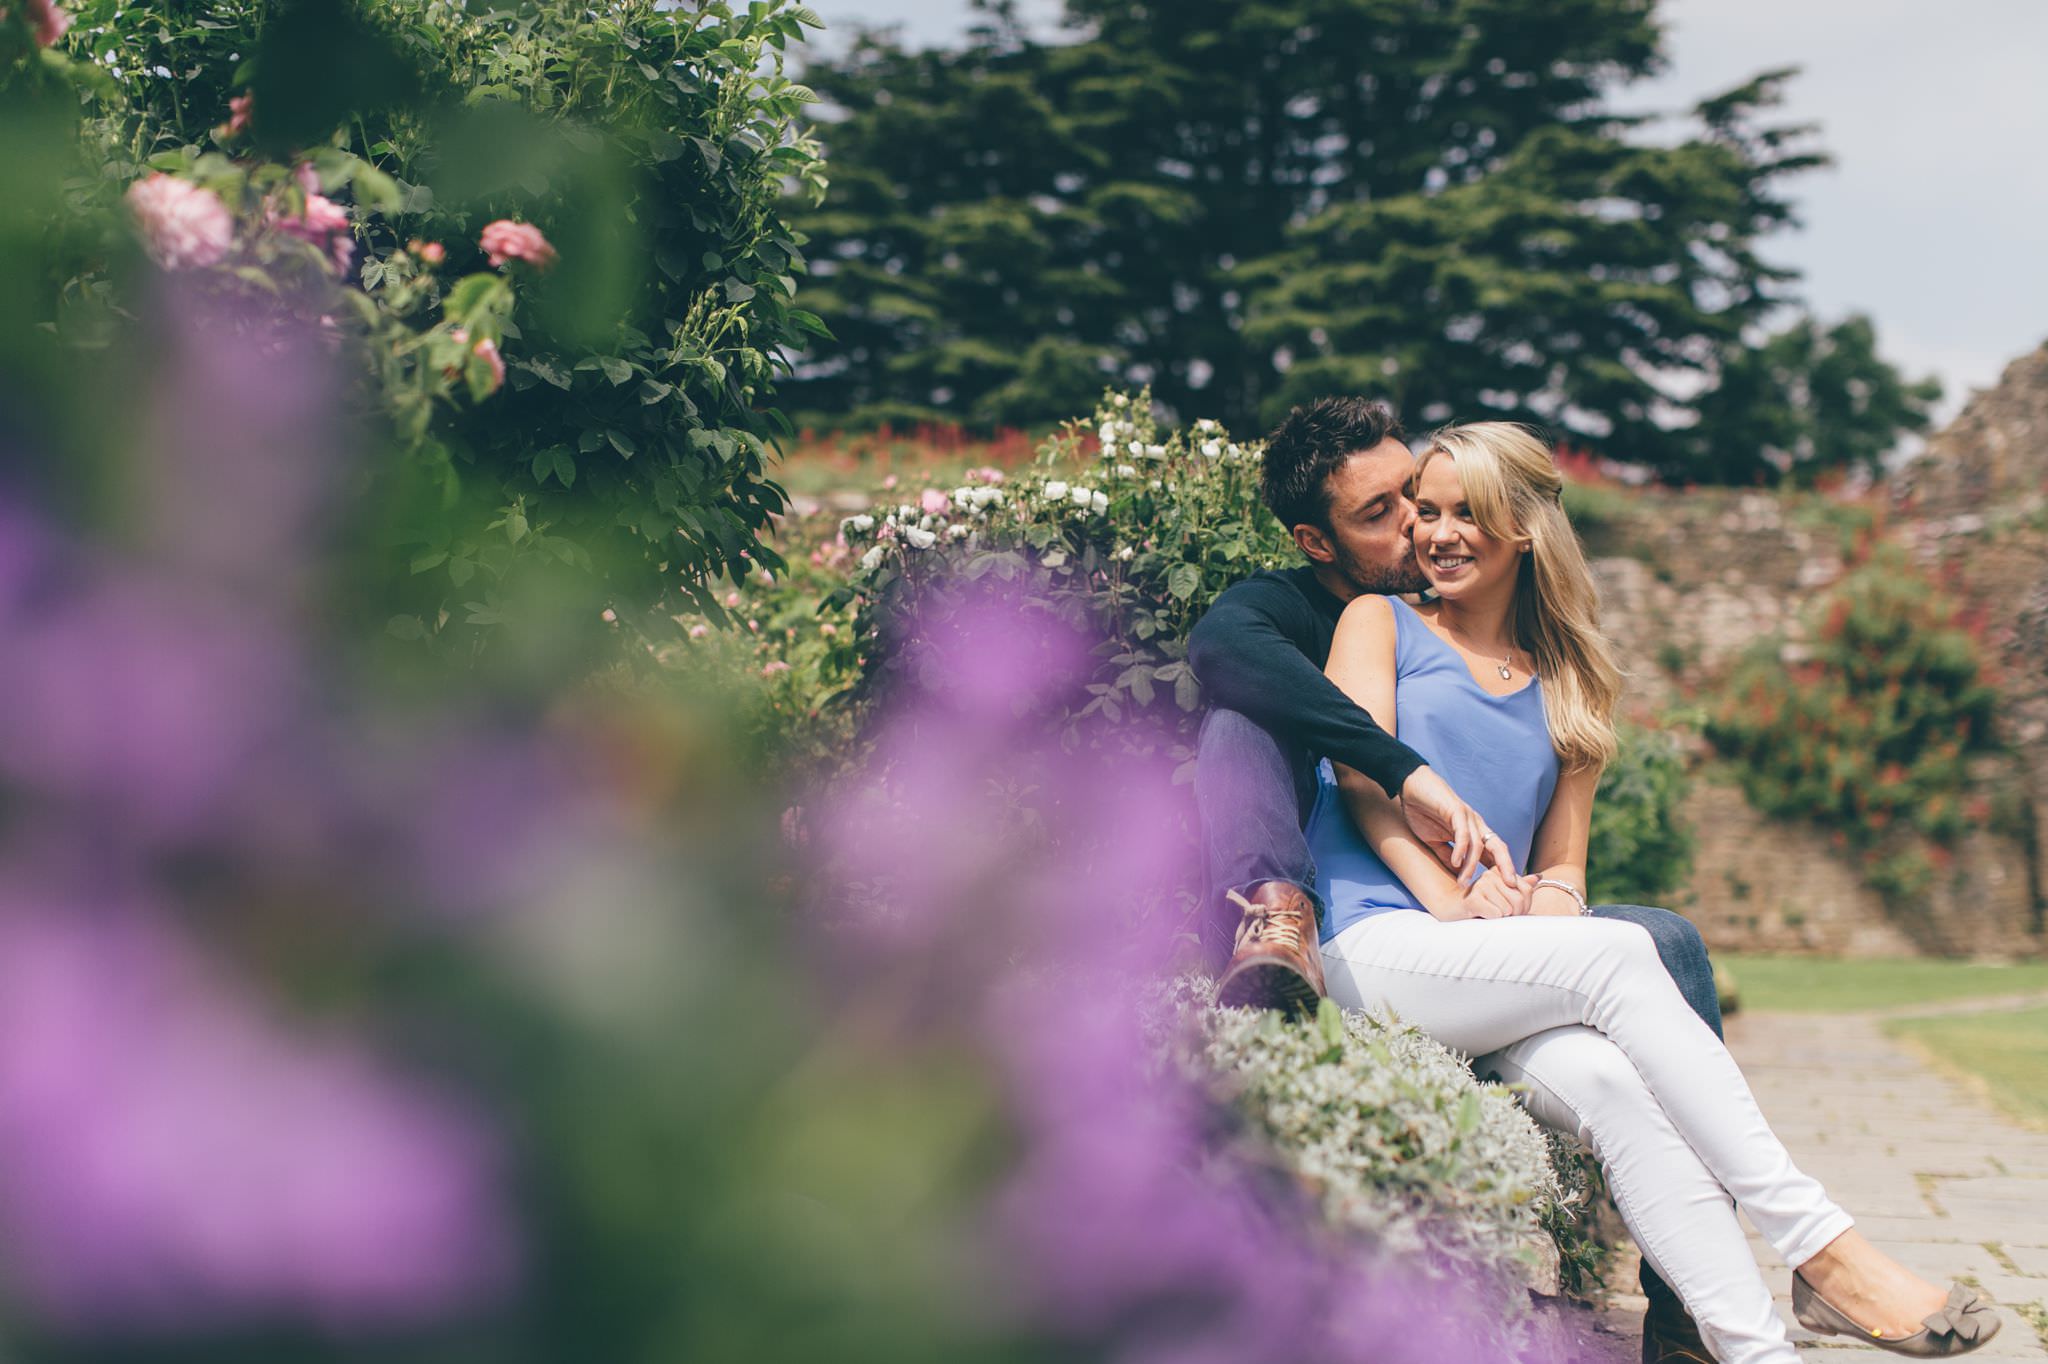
left=0, top=289, right=551, bottom=1337
left=811, top=587, right=1588, bottom=1363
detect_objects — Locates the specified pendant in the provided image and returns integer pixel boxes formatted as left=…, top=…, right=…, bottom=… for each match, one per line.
left=1497, top=663, right=1513, bottom=680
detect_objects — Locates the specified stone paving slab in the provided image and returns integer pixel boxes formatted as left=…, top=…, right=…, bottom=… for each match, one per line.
left=1602, top=1008, right=2048, bottom=1359
left=1733, top=1010, right=2048, bottom=1358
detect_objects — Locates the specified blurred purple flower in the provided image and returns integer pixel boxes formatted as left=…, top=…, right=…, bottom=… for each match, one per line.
left=139, top=279, right=348, bottom=595
left=0, top=891, right=517, bottom=1331
left=809, top=583, right=1586, bottom=1364
left=0, top=570, right=300, bottom=845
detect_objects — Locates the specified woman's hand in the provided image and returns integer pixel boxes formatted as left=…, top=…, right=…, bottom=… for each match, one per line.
left=1441, top=867, right=1540, bottom=920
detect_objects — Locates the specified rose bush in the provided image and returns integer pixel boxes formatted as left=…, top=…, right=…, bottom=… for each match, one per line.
left=10, top=0, right=829, bottom=652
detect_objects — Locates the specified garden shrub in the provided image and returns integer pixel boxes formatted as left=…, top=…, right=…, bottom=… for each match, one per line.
left=1705, top=545, right=1999, bottom=898
left=19, top=0, right=828, bottom=646
left=1149, top=976, right=1603, bottom=1322
left=1590, top=723, right=1696, bottom=907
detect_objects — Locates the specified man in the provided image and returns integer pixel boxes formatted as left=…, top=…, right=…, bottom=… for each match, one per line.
left=1188, top=396, right=1721, bottom=1364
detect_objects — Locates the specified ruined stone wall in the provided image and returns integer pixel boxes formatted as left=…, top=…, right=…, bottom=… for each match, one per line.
left=1582, top=368, right=2047, bottom=958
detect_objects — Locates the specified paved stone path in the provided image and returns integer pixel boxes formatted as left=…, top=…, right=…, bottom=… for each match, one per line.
left=1603, top=999, right=2048, bottom=1359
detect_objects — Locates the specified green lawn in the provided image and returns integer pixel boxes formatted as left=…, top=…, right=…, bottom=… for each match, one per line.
left=1887, top=1006, right=2048, bottom=1128
left=1719, top=953, right=2048, bottom=1014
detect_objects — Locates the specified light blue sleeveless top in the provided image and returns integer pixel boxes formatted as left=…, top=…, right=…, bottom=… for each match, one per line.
left=1308, top=596, right=1560, bottom=941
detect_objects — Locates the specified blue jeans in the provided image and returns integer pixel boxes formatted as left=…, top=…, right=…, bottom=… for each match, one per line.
left=1193, top=706, right=1721, bottom=1037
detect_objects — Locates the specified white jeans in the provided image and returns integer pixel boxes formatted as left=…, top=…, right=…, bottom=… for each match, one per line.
left=1322, top=911, right=1853, bottom=1364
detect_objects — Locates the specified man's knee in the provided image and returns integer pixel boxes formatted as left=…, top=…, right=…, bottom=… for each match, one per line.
left=1197, top=706, right=1281, bottom=763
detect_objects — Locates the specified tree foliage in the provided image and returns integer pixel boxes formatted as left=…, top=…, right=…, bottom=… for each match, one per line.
left=789, top=0, right=1936, bottom=482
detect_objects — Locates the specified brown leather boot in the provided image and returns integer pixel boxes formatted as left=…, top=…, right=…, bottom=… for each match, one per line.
left=1641, top=1262, right=1713, bottom=1363
left=1214, top=882, right=1325, bottom=1017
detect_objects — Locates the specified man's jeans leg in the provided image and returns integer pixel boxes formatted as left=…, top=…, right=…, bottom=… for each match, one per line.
left=1589, top=904, right=1722, bottom=1038
left=1194, top=707, right=1319, bottom=967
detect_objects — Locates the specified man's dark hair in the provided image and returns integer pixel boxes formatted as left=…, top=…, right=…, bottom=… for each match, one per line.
left=1259, top=397, right=1406, bottom=530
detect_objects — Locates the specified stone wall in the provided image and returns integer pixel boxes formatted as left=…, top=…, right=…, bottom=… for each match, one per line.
left=1582, top=419, right=2045, bottom=958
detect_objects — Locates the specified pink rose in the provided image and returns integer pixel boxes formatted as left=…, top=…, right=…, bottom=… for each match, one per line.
left=217, top=91, right=252, bottom=140
left=723, top=591, right=742, bottom=608
left=478, top=220, right=557, bottom=271
left=471, top=337, right=504, bottom=392
left=881, top=475, right=898, bottom=490
left=274, top=177, right=354, bottom=273
left=919, top=488, right=950, bottom=516
left=125, top=174, right=234, bottom=271
left=761, top=660, right=790, bottom=677
left=410, top=239, right=446, bottom=265
left=23, top=0, right=69, bottom=46
left=820, top=622, right=838, bottom=637
left=688, top=624, right=709, bottom=639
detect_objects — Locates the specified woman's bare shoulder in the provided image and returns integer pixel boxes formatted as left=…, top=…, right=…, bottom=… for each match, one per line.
left=1334, top=593, right=1399, bottom=651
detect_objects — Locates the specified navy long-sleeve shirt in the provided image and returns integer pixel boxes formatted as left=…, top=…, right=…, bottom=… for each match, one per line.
left=1187, top=567, right=1426, bottom=797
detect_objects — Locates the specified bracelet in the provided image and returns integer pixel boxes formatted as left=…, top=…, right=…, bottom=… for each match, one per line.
left=1535, top=877, right=1590, bottom=916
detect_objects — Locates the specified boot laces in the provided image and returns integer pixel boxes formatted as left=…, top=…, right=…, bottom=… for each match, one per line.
left=1226, top=889, right=1307, bottom=953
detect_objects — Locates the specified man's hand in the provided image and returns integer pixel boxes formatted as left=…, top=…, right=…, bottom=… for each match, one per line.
left=1398, top=765, right=1519, bottom=884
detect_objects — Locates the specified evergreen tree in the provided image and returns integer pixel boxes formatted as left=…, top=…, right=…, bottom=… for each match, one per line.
left=790, top=1, right=1934, bottom=482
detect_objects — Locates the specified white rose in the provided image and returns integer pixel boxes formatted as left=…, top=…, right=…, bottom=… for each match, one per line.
left=1145, top=444, right=1166, bottom=458
left=946, top=523, right=970, bottom=540
left=953, top=487, right=975, bottom=509
left=905, top=526, right=937, bottom=550
left=1201, top=440, right=1222, bottom=459
left=1127, top=440, right=1147, bottom=457
left=1117, top=545, right=1135, bottom=561
left=859, top=545, right=885, bottom=572
left=898, top=504, right=916, bottom=521
left=1071, top=485, right=1093, bottom=507
left=1098, top=424, right=1116, bottom=445
left=1116, top=463, right=1137, bottom=478
left=846, top=514, right=875, bottom=534
left=1149, top=479, right=1164, bottom=490
left=1044, top=480, right=1069, bottom=500
left=971, top=486, right=1003, bottom=507
left=1112, top=393, right=1128, bottom=407
left=1091, top=491, right=1109, bottom=513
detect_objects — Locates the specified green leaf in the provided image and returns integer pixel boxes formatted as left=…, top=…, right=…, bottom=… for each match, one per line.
left=504, top=509, right=529, bottom=543
left=443, top=273, right=505, bottom=323
left=1167, top=562, right=1201, bottom=600
left=351, top=162, right=403, bottom=213
left=1316, top=998, right=1344, bottom=1047
left=552, top=448, right=578, bottom=488
left=410, top=549, right=448, bottom=574
left=599, top=356, right=632, bottom=385
left=607, top=429, right=638, bottom=457
left=722, top=278, right=756, bottom=303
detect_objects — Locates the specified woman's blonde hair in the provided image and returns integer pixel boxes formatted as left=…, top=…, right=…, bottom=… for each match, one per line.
left=1415, top=422, right=1622, bottom=771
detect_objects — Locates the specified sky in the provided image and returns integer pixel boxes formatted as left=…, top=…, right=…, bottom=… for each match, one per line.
left=806, top=0, right=2048, bottom=422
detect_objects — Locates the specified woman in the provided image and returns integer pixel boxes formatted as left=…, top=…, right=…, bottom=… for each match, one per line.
left=1306, top=423, right=1999, bottom=1363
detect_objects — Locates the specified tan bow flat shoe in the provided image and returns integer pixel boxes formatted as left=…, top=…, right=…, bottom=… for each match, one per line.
left=1792, top=1273, right=2001, bottom=1357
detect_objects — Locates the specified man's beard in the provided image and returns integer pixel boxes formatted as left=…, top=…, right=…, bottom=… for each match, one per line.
left=1333, top=536, right=1429, bottom=596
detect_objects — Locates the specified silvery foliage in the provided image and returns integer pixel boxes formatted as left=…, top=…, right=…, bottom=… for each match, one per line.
left=1146, top=974, right=1593, bottom=1299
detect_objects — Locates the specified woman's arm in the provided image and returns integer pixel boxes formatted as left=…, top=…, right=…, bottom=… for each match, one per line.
left=1525, top=762, right=1602, bottom=916
left=1325, top=598, right=1528, bottom=920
